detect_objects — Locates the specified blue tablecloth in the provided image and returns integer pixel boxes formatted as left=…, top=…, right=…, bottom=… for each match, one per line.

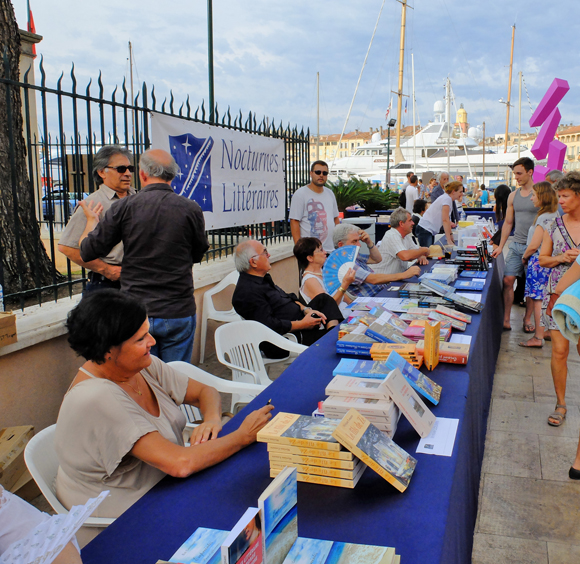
left=82, top=258, right=504, bottom=564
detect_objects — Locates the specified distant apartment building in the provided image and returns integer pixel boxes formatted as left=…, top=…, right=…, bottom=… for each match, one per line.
left=558, top=125, right=580, bottom=171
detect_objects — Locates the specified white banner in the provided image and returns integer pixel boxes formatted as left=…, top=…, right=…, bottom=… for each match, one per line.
left=150, top=112, right=285, bottom=230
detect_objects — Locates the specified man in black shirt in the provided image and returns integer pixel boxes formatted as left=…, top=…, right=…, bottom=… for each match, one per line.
left=232, top=239, right=343, bottom=356
left=79, top=149, right=209, bottom=363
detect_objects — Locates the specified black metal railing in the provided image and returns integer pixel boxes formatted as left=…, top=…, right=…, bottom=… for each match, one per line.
left=0, top=56, right=309, bottom=309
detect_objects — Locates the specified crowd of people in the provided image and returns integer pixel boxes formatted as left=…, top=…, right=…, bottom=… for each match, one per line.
left=6, top=151, right=580, bottom=560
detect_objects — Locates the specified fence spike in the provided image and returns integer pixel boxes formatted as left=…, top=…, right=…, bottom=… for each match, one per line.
left=112, top=84, right=118, bottom=103
left=169, top=90, right=174, bottom=114
left=98, top=71, right=104, bottom=99
left=194, top=106, right=199, bottom=120
left=39, top=55, right=46, bottom=87
left=186, top=95, right=191, bottom=118
left=227, top=106, right=232, bottom=126
left=151, top=85, right=156, bottom=111
left=56, top=71, right=63, bottom=91
left=201, top=100, right=205, bottom=121
left=121, top=77, right=128, bottom=104
left=161, top=98, right=166, bottom=113
left=214, top=104, right=219, bottom=123
left=23, top=64, right=31, bottom=84
left=85, top=77, right=92, bottom=97
left=178, top=102, right=184, bottom=116
left=70, top=63, right=76, bottom=93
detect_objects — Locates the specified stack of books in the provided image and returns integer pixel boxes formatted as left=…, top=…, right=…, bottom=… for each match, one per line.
left=435, top=304, right=472, bottom=324
left=257, top=412, right=367, bottom=488
left=416, top=340, right=470, bottom=364
left=365, top=320, right=414, bottom=345
left=336, top=332, right=377, bottom=357
left=324, top=375, right=399, bottom=436
left=419, top=271, right=455, bottom=285
left=428, top=310, right=467, bottom=331
left=369, top=343, right=423, bottom=367
left=402, top=323, right=452, bottom=343
left=443, top=291, right=483, bottom=313
left=454, top=278, right=485, bottom=291
left=460, top=270, right=487, bottom=279
left=398, top=283, right=434, bottom=299
left=420, top=278, right=456, bottom=297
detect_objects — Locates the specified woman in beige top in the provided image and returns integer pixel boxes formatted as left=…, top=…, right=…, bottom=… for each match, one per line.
left=55, top=290, right=273, bottom=520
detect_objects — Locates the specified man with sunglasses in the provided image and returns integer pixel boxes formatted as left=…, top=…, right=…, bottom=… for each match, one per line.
left=59, top=145, right=136, bottom=294
left=289, top=160, right=339, bottom=253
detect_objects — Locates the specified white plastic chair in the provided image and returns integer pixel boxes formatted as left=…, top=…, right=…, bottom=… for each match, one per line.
left=24, top=425, right=114, bottom=528
left=167, top=361, right=267, bottom=423
left=199, top=271, right=243, bottom=362
left=214, top=320, right=307, bottom=387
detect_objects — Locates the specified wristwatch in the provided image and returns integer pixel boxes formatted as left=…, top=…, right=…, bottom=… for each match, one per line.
left=303, top=307, right=312, bottom=316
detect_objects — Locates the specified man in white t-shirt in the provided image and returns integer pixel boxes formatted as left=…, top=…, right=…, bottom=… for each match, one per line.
left=374, top=207, right=429, bottom=274
left=289, top=160, right=339, bottom=253
left=405, top=174, right=419, bottom=214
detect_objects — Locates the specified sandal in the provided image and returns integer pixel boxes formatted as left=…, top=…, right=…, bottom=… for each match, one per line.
left=547, top=404, right=567, bottom=427
left=523, top=323, right=535, bottom=333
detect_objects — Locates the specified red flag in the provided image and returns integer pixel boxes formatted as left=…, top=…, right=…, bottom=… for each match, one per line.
left=28, top=8, right=37, bottom=56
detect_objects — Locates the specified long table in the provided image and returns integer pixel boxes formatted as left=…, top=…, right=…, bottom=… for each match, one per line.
left=82, top=259, right=504, bottom=564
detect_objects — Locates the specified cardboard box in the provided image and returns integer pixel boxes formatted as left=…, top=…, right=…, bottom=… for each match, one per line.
left=0, top=426, right=34, bottom=490
left=0, top=311, right=17, bottom=347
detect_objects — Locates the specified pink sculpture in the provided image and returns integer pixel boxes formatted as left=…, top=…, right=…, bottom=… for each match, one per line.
left=547, top=140, right=567, bottom=172
left=533, top=165, right=549, bottom=183
left=531, top=108, right=561, bottom=160
left=529, top=78, right=570, bottom=128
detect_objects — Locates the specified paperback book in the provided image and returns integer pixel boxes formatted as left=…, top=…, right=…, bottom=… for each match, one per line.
left=332, top=409, right=418, bottom=493
left=420, top=278, right=456, bottom=297
left=322, top=394, right=396, bottom=418
left=221, top=507, right=263, bottom=564
left=269, top=460, right=365, bottom=481
left=416, top=340, right=470, bottom=364
left=435, top=304, right=472, bottom=324
left=168, top=527, right=228, bottom=564
left=383, top=351, right=442, bottom=405
left=270, top=462, right=367, bottom=489
left=383, top=368, right=436, bottom=438
left=266, top=444, right=354, bottom=461
left=325, top=375, right=391, bottom=401
left=454, top=279, right=485, bottom=291
left=428, top=311, right=467, bottom=331
left=268, top=452, right=359, bottom=470
left=257, top=413, right=342, bottom=451
left=459, top=270, right=487, bottom=278
left=443, top=291, right=483, bottom=313
left=366, top=322, right=414, bottom=345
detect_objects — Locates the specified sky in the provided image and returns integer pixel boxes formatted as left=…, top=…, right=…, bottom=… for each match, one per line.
left=11, top=0, right=580, bottom=140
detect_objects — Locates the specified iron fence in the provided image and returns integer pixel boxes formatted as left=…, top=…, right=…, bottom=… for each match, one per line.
left=0, top=56, right=309, bottom=309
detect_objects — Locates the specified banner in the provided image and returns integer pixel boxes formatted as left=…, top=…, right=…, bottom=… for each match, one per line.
left=151, top=112, right=285, bottom=229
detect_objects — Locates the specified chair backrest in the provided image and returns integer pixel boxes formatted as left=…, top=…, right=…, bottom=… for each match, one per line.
left=214, top=321, right=307, bottom=387
left=24, top=425, right=67, bottom=514
left=203, top=270, right=242, bottom=318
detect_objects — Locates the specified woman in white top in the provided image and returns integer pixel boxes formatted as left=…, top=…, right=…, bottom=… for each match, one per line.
left=55, top=290, right=273, bottom=521
left=416, top=180, right=464, bottom=247
left=293, top=237, right=355, bottom=305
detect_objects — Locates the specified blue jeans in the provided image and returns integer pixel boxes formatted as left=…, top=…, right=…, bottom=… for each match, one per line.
left=416, top=224, right=434, bottom=248
left=149, top=315, right=196, bottom=363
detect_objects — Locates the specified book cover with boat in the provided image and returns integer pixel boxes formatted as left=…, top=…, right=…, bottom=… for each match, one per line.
left=332, top=409, right=417, bottom=493
left=258, top=467, right=298, bottom=564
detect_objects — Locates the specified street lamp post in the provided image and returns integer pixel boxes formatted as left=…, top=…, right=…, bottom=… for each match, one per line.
left=385, top=118, right=397, bottom=189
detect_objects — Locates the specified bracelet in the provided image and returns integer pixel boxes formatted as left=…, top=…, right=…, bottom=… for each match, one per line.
left=367, top=243, right=374, bottom=250
left=303, top=307, right=312, bottom=316
left=338, top=287, right=346, bottom=293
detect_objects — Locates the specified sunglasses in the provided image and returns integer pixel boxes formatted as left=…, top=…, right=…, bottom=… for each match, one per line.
left=313, top=170, right=328, bottom=176
left=106, top=165, right=135, bottom=174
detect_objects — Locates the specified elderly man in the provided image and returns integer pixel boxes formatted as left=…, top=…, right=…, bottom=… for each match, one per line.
left=430, top=171, right=449, bottom=203
left=58, top=145, right=135, bottom=293
left=374, top=208, right=429, bottom=275
left=332, top=223, right=421, bottom=298
left=79, top=149, right=208, bottom=363
left=232, top=239, right=343, bottom=356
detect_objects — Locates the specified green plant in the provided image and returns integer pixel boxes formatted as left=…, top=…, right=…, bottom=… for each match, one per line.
left=328, top=178, right=368, bottom=212
left=357, top=185, right=399, bottom=213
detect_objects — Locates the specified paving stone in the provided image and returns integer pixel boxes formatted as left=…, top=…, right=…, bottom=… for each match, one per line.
left=538, top=435, right=580, bottom=482
left=481, top=430, right=541, bottom=478
left=533, top=373, right=580, bottom=405
left=472, top=533, right=547, bottom=564
left=489, top=399, right=580, bottom=438
left=491, top=372, right=534, bottom=401
left=547, top=542, right=580, bottom=564
left=478, top=474, right=580, bottom=543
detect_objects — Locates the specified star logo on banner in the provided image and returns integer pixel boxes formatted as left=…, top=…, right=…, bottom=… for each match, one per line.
left=169, top=133, right=214, bottom=212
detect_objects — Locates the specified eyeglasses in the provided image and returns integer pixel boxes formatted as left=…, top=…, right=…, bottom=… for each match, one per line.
left=251, top=248, right=269, bottom=260
left=106, top=165, right=135, bottom=174
left=312, top=170, right=329, bottom=176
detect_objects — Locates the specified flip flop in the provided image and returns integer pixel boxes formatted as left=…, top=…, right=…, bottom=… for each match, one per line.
left=523, top=323, right=535, bottom=333
left=518, top=339, right=543, bottom=348
left=547, top=404, right=567, bottom=427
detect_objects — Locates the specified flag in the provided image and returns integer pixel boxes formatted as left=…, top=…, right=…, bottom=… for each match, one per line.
left=385, top=97, right=392, bottom=120
left=404, top=100, right=407, bottom=114
left=27, top=1, right=37, bottom=56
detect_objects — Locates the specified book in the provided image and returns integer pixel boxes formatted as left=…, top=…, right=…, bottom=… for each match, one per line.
left=221, top=507, right=263, bottom=564
left=420, top=278, right=455, bottom=297
left=428, top=311, right=467, bottom=331
left=366, top=344, right=419, bottom=361
left=424, top=321, right=440, bottom=371
left=337, top=333, right=377, bottom=346
left=269, top=460, right=365, bottom=480
left=366, top=322, right=414, bottom=345
left=257, top=413, right=342, bottom=451
left=281, top=537, right=396, bottom=564
left=383, top=368, right=436, bottom=438
left=266, top=444, right=353, bottom=461
left=268, top=452, right=358, bottom=470
left=270, top=463, right=366, bottom=489
left=444, top=292, right=483, bottom=313
left=416, top=340, right=470, bottom=364
left=459, top=270, right=487, bottom=278
left=332, top=409, right=417, bottom=493
left=168, top=527, right=228, bottom=564
left=454, top=279, right=485, bottom=291
left=333, top=358, right=394, bottom=378
left=258, top=466, right=298, bottom=564
left=435, top=304, right=472, bottom=324
left=325, top=375, right=391, bottom=401
left=383, top=351, right=442, bottom=405
left=322, top=394, right=396, bottom=418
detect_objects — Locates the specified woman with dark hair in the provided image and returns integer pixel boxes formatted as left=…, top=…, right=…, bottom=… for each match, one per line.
left=412, top=199, right=428, bottom=237
left=55, top=290, right=273, bottom=521
left=293, top=237, right=355, bottom=305
left=494, top=184, right=511, bottom=223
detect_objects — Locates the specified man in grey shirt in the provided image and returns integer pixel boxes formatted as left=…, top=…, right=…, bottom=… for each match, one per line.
left=58, top=145, right=135, bottom=293
left=491, top=157, right=537, bottom=331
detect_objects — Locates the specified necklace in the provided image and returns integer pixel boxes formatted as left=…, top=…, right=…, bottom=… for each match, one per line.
left=121, top=377, right=142, bottom=396
left=305, top=270, right=323, bottom=277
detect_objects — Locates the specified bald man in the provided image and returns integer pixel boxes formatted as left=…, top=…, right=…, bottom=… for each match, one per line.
left=80, top=149, right=209, bottom=363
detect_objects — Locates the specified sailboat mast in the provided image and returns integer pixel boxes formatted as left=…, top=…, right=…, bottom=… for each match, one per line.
left=482, top=121, right=486, bottom=185
left=316, top=72, right=320, bottom=161
left=394, top=0, right=409, bottom=164
left=504, top=24, right=515, bottom=153
left=518, top=71, right=522, bottom=159
left=129, top=41, right=135, bottom=143
left=412, top=53, right=416, bottom=172
left=446, top=78, right=451, bottom=173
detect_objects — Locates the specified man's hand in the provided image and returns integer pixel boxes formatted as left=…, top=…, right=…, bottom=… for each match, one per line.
left=103, top=264, right=122, bottom=281
left=358, top=229, right=372, bottom=246
left=79, top=200, right=103, bottom=223
left=418, top=256, right=429, bottom=266
left=404, top=265, right=421, bottom=278
left=491, top=246, right=503, bottom=258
